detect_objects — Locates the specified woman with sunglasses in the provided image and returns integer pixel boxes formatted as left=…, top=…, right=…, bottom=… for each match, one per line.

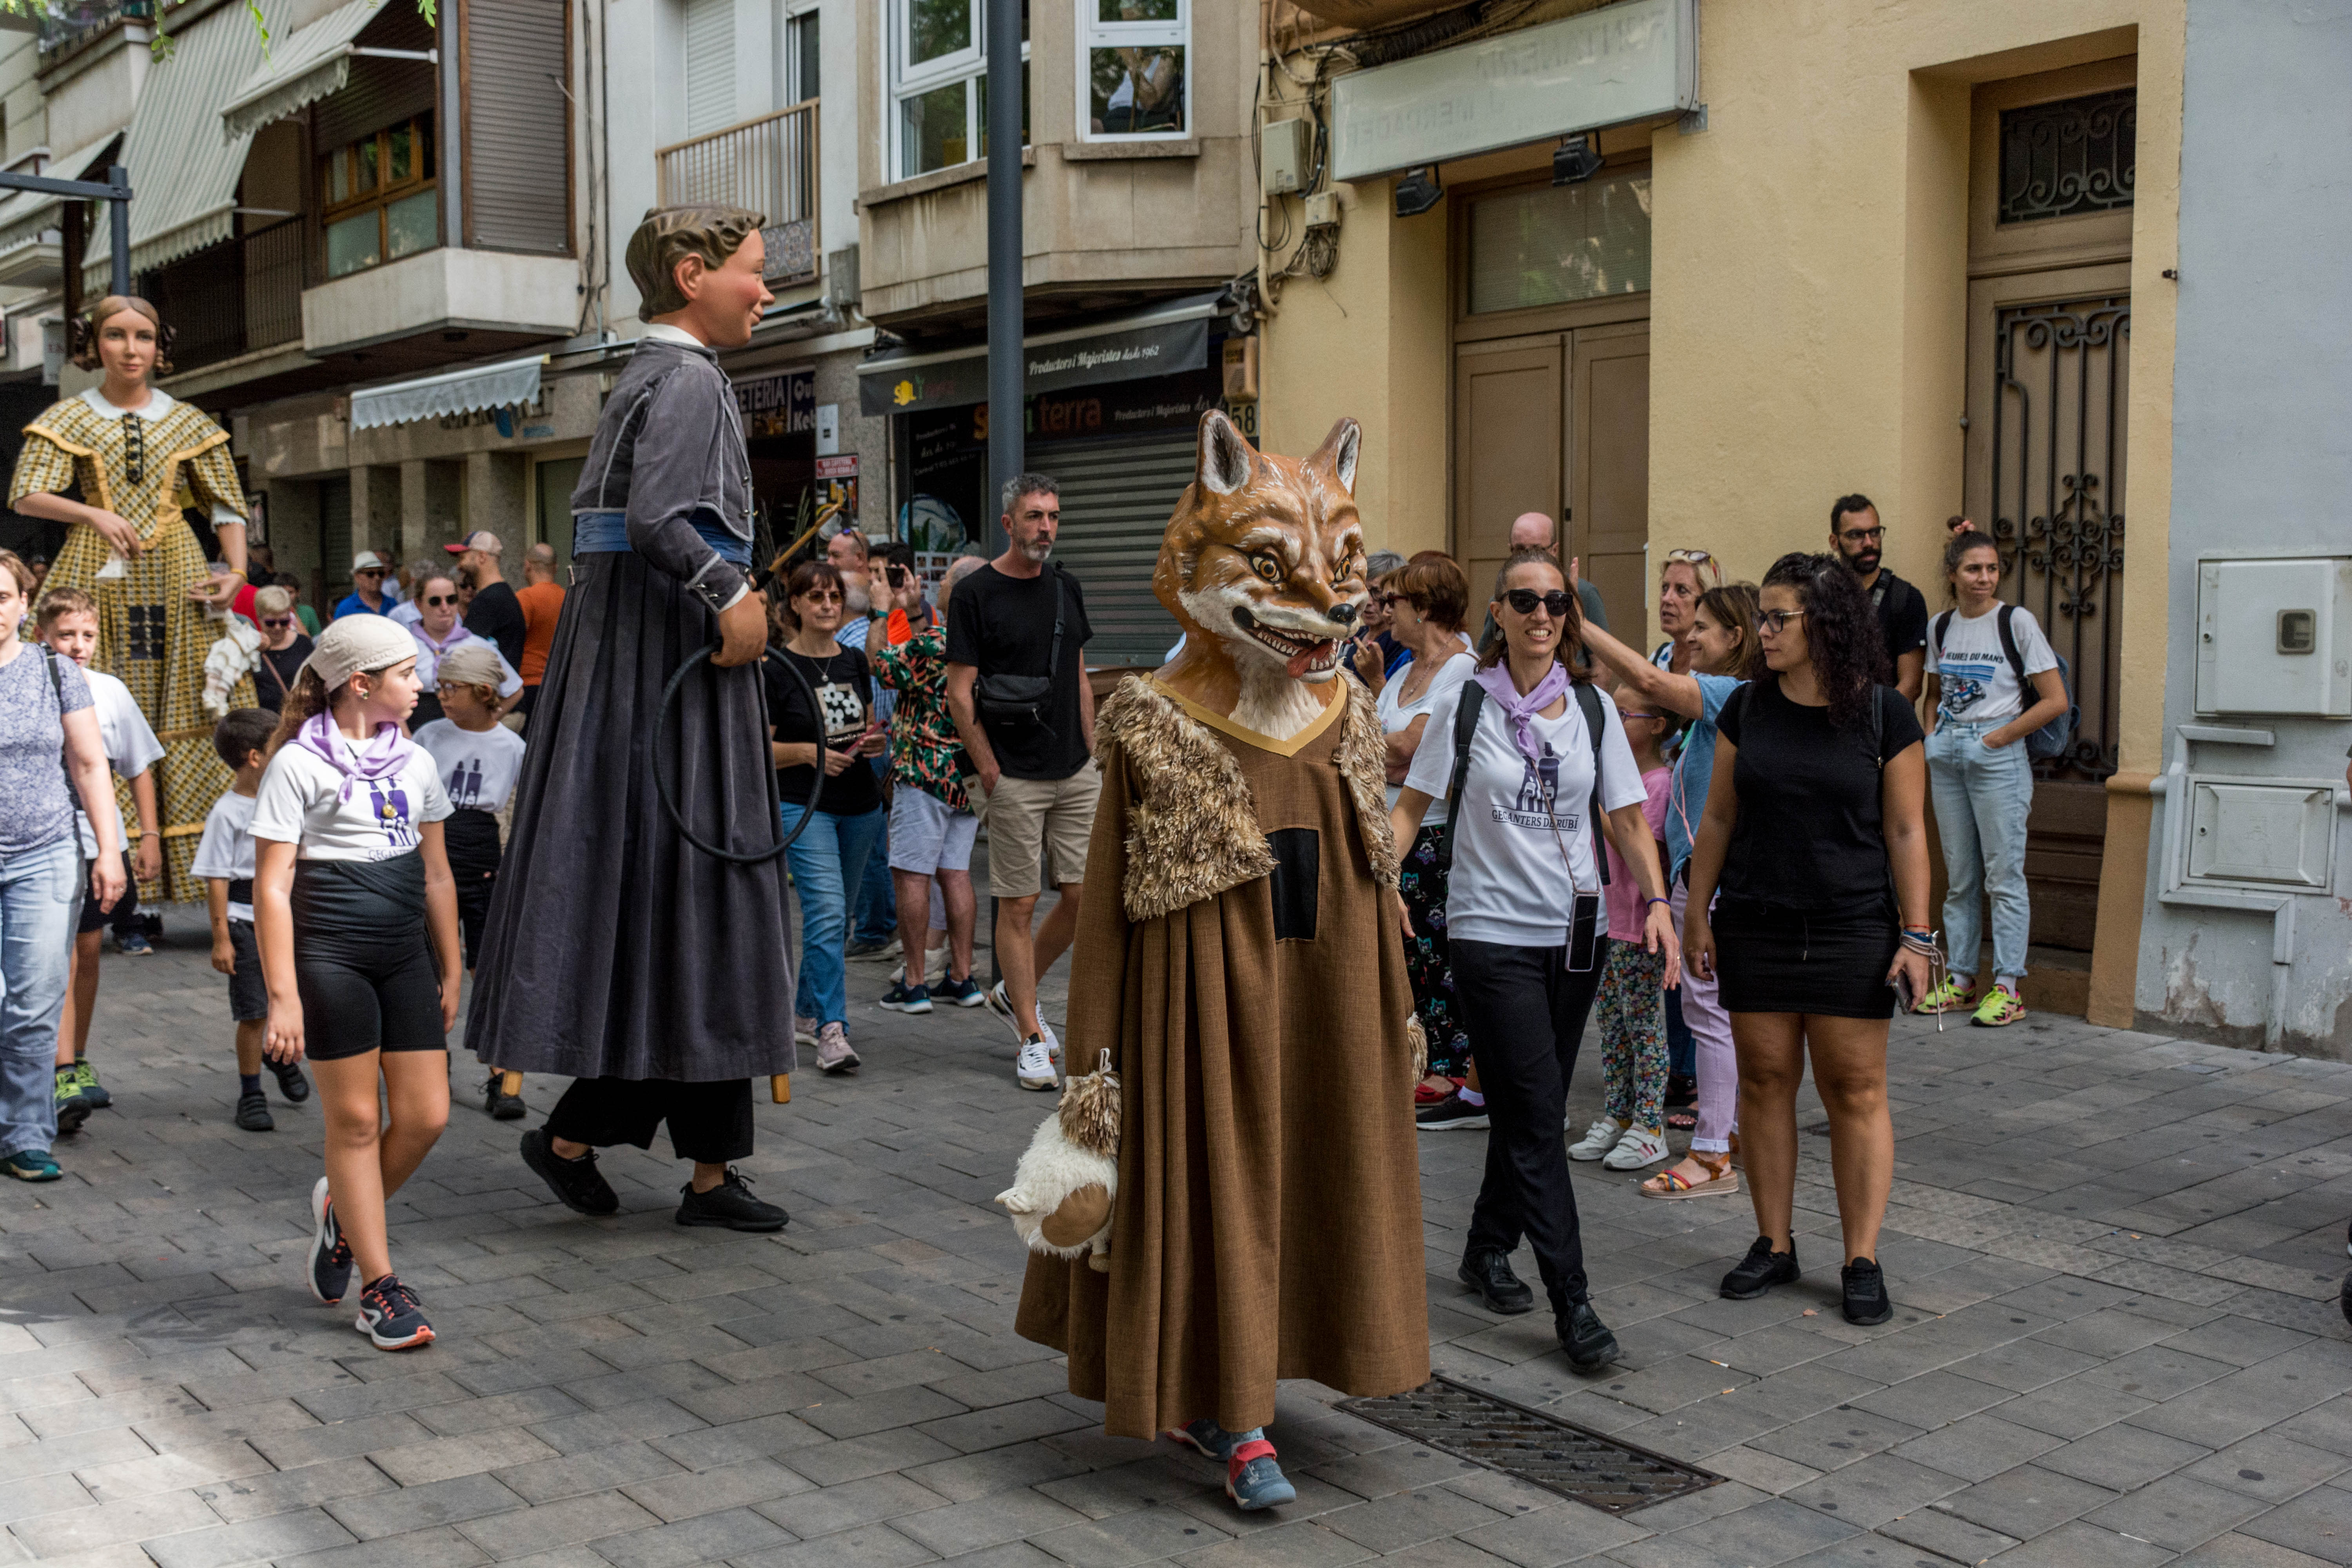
left=1681, top=553, right=1931, bottom=1326
left=406, top=573, right=523, bottom=729
left=1391, top=548, right=1676, bottom=1370
left=250, top=586, right=315, bottom=715
left=769, top=559, right=888, bottom=1075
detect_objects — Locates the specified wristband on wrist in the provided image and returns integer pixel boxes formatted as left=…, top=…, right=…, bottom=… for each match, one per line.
left=1646, top=897, right=1671, bottom=909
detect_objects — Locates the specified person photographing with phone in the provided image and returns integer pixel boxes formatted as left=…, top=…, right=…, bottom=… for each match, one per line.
left=1679, top=552, right=1931, bottom=1326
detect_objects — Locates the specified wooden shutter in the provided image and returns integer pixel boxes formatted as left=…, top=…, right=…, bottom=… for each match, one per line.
left=461, top=0, right=572, bottom=254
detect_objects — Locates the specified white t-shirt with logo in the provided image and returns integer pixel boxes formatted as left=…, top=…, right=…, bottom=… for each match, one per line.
left=414, top=719, right=527, bottom=814
left=251, top=733, right=453, bottom=861
left=76, top=668, right=165, bottom=860
left=1377, top=649, right=1475, bottom=820
left=190, top=790, right=259, bottom=922
left=1402, top=679, right=1646, bottom=948
left=1931, top=605, right=2058, bottom=728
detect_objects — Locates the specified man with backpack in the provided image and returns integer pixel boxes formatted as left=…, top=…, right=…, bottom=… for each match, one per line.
left=1911, top=530, right=2074, bottom=1026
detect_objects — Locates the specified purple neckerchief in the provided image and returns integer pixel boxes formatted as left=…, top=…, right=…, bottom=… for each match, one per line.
left=297, top=710, right=415, bottom=801
left=417, top=623, right=471, bottom=653
left=1472, top=660, right=1571, bottom=767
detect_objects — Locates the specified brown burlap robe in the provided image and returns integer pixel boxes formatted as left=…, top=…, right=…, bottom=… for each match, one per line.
left=1014, top=678, right=1429, bottom=1439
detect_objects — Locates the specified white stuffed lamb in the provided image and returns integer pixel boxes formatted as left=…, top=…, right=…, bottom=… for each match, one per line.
left=996, top=1049, right=1119, bottom=1272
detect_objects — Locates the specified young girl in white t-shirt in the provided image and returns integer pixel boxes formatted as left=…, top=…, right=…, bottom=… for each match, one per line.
left=251, top=616, right=460, bottom=1351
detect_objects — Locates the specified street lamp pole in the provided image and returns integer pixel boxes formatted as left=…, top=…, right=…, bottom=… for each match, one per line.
left=984, top=0, right=1022, bottom=557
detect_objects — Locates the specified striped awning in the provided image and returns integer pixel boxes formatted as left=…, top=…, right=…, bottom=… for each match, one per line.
left=0, top=134, right=121, bottom=255
left=220, top=0, right=387, bottom=138
left=350, top=355, right=546, bottom=430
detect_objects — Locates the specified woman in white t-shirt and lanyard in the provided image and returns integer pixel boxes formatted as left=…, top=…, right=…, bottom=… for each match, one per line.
left=1913, top=530, right=2067, bottom=1027
left=1391, top=548, right=1677, bottom=1372
left=1375, top=552, right=1477, bottom=1125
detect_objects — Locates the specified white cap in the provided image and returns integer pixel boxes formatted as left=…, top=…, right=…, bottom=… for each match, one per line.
left=304, top=614, right=417, bottom=689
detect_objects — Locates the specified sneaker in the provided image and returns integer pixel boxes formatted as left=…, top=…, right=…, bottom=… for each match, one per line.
left=1911, top=976, right=1977, bottom=1015
left=936, top=973, right=986, bottom=1008
left=1842, top=1256, right=1893, bottom=1325
left=1971, top=985, right=2027, bottom=1027
left=269, top=1057, right=311, bottom=1103
left=1016, top=1034, right=1061, bottom=1092
left=481, top=1072, right=526, bottom=1121
left=519, top=1127, right=620, bottom=1216
left=1457, top=1249, right=1534, bottom=1314
left=847, top=936, right=901, bottom=963
left=1568, top=1115, right=1622, bottom=1161
left=1720, top=1235, right=1801, bottom=1300
left=1166, top=1417, right=1242, bottom=1463
left=354, top=1274, right=435, bottom=1350
left=1416, top=1092, right=1489, bottom=1130
left=1557, top=1299, right=1621, bottom=1371
left=235, top=1090, right=274, bottom=1132
left=114, top=929, right=153, bottom=957
left=0, top=1150, right=60, bottom=1182
left=1415, top=1076, right=1464, bottom=1107
left=1602, top=1126, right=1670, bottom=1170
left=307, top=1177, right=354, bottom=1305
left=793, top=1015, right=820, bottom=1048
left=816, top=1022, right=861, bottom=1073
left=1225, top=1436, right=1296, bottom=1511
left=985, top=980, right=1025, bottom=1040
left=71, top=1060, right=110, bottom=1110
left=675, top=1168, right=788, bottom=1232
left=51, top=1069, right=90, bottom=1136
left=879, top=980, right=933, bottom=1015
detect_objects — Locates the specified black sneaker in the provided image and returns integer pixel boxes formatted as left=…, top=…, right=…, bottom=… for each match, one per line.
left=1416, top=1092, right=1489, bottom=1130
left=269, top=1058, right=311, bottom=1103
left=1557, top=1299, right=1621, bottom=1370
left=482, top=1073, right=526, bottom=1121
left=675, top=1168, right=788, bottom=1232
left=353, top=1274, right=435, bottom=1350
left=307, top=1177, right=354, bottom=1305
left=1720, top=1236, right=1801, bottom=1299
left=1842, top=1257, right=1893, bottom=1325
left=1457, top=1249, right=1534, bottom=1315
left=879, top=980, right=933, bottom=1014
left=235, top=1090, right=274, bottom=1132
left=51, top=1069, right=90, bottom=1136
left=520, top=1127, right=619, bottom=1216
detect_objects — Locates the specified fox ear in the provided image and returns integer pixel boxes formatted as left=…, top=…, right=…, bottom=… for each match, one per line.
left=1310, top=418, right=1361, bottom=496
left=1196, top=409, right=1256, bottom=496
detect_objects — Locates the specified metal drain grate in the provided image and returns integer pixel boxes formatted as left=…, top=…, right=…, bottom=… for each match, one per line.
left=1336, top=1376, right=1720, bottom=1514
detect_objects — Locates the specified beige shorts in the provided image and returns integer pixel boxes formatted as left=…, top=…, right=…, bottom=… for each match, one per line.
left=977, top=758, right=1101, bottom=899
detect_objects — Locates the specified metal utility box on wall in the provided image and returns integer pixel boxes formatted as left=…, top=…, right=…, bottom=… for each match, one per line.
left=2185, top=777, right=2336, bottom=891
left=2195, top=555, right=2352, bottom=716
left=1261, top=118, right=1311, bottom=195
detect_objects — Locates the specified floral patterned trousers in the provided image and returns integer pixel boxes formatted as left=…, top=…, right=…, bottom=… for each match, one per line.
left=1398, top=822, right=1470, bottom=1078
left=1598, top=938, right=1668, bottom=1132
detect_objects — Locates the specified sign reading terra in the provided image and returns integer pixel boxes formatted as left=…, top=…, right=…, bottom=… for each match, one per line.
left=1329, top=0, right=1694, bottom=183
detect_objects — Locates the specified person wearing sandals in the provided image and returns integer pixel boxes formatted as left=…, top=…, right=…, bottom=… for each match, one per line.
left=1391, top=547, right=1677, bottom=1370
left=1912, top=532, right=2067, bottom=1028
left=1681, top=553, right=1933, bottom=1326
left=1574, top=577, right=1766, bottom=1201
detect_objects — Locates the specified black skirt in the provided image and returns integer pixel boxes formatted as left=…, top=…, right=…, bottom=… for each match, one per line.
left=1712, top=895, right=1900, bottom=1019
left=465, top=549, right=796, bottom=1081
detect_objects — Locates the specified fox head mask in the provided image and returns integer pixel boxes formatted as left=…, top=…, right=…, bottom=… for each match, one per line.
left=1154, top=411, right=1369, bottom=740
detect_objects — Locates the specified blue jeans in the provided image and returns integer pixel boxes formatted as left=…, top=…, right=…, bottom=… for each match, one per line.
left=781, top=802, right=886, bottom=1026
left=1928, top=721, right=2034, bottom=987
left=852, top=768, right=897, bottom=944
left=0, top=837, right=82, bottom=1157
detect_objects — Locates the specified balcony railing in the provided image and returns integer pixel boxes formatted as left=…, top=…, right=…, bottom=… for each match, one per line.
left=138, top=219, right=309, bottom=376
left=657, top=99, right=818, bottom=287
left=37, top=0, right=151, bottom=59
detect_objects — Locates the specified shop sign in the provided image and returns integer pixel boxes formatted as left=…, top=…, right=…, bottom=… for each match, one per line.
left=1329, top=0, right=1693, bottom=181
left=815, top=453, right=858, bottom=532
left=735, top=370, right=815, bottom=438
left=859, top=315, right=1211, bottom=417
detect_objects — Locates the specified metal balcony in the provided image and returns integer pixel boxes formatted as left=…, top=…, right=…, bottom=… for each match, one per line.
left=656, top=98, right=819, bottom=287
left=137, top=219, right=308, bottom=376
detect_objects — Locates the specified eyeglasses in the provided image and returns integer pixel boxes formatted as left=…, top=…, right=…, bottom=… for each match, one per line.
left=799, top=589, right=844, bottom=604
left=1503, top=588, right=1575, bottom=617
left=423, top=594, right=459, bottom=607
left=1618, top=711, right=1661, bottom=722
left=1376, top=592, right=1417, bottom=610
left=1758, top=608, right=1810, bottom=635
left=1837, top=526, right=1886, bottom=544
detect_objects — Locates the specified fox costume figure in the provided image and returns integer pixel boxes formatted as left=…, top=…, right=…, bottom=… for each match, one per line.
left=1014, top=410, right=1429, bottom=1509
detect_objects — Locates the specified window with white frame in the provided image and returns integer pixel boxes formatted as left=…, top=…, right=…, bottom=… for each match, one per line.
left=890, top=0, right=1028, bottom=181
left=1082, top=0, right=1186, bottom=139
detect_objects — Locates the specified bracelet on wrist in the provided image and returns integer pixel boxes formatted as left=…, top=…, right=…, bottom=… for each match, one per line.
left=1646, top=897, right=1671, bottom=909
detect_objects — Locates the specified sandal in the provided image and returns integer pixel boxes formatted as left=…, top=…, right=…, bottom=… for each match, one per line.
left=1641, top=1149, right=1740, bottom=1201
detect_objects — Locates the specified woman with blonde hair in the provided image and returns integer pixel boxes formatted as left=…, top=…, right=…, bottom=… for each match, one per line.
left=250, top=585, right=315, bottom=715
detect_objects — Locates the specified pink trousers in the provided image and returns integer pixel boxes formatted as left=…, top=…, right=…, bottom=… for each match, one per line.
left=1672, top=880, right=1739, bottom=1154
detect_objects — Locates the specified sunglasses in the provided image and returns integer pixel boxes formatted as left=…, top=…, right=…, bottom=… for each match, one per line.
left=799, top=589, right=844, bottom=604
left=1758, top=608, right=1810, bottom=635
left=355, top=569, right=383, bottom=578
left=423, top=594, right=459, bottom=607
left=1664, top=549, right=1713, bottom=565
left=1503, top=588, right=1575, bottom=617
left=261, top=616, right=294, bottom=628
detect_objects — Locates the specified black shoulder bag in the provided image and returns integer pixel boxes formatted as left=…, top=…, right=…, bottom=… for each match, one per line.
left=975, top=568, right=1064, bottom=738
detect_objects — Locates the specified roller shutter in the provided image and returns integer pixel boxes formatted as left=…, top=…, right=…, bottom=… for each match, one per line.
left=318, top=476, right=352, bottom=603
left=1030, top=430, right=1193, bottom=671
left=462, top=0, right=571, bottom=254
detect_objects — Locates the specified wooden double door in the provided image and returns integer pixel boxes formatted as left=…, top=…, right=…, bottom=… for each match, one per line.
left=1452, top=320, right=1650, bottom=636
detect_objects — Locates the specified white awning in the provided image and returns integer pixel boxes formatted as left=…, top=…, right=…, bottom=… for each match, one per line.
left=221, top=0, right=389, bottom=139
left=350, top=355, right=546, bottom=430
left=0, top=134, right=121, bottom=255
left=85, top=0, right=292, bottom=288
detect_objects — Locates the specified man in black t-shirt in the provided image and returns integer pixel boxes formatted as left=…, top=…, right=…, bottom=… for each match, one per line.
left=452, top=530, right=528, bottom=671
left=1829, top=494, right=1927, bottom=702
left=945, top=474, right=1097, bottom=1091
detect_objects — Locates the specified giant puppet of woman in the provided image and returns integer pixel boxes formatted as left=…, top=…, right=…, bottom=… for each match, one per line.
left=10, top=295, right=256, bottom=898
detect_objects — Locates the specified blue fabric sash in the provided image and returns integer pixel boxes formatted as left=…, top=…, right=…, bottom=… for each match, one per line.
left=572, top=508, right=752, bottom=566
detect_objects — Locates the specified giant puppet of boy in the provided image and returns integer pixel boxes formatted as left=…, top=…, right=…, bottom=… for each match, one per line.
left=1013, top=411, right=1429, bottom=1509
left=470, top=207, right=793, bottom=1232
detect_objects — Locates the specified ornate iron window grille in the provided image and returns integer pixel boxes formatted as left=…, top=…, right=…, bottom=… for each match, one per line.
left=1998, top=89, right=2136, bottom=225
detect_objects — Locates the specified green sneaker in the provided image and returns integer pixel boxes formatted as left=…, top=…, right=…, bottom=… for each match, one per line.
left=1971, top=985, right=2027, bottom=1027
left=52, top=1070, right=90, bottom=1136
left=71, top=1060, right=110, bottom=1111
left=1910, top=977, right=1976, bottom=1016
left=1, top=1149, right=60, bottom=1181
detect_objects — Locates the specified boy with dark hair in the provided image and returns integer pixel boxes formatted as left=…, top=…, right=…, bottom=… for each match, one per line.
left=194, top=708, right=310, bottom=1130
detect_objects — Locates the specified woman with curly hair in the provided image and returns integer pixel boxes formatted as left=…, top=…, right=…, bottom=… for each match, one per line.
left=1681, top=552, right=1931, bottom=1326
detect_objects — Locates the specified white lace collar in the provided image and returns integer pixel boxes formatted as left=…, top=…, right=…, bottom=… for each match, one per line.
left=79, top=386, right=176, bottom=420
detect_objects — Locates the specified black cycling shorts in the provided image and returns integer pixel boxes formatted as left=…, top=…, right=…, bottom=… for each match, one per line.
left=290, top=856, right=447, bottom=1060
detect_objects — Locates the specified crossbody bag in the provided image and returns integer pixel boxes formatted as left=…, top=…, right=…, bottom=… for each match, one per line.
left=975, top=568, right=1065, bottom=737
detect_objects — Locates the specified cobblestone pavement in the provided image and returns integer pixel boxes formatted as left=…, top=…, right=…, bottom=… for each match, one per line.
left=5, top=901, right=2350, bottom=1568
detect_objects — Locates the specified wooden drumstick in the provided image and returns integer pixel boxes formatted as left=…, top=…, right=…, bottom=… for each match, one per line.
left=771, top=1074, right=791, bottom=1104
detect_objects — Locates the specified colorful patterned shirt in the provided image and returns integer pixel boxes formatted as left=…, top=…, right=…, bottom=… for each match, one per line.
left=872, top=621, right=967, bottom=813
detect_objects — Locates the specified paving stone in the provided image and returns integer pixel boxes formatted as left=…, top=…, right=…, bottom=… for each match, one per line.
left=1981, top=1518, right=2175, bottom=1566
left=1779, top=1452, right=1967, bottom=1529
left=1610, top=1495, right=1855, bottom=1567
left=2180, top=1434, right=2352, bottom=1504
left=1749, top=1409, right=1927, bottom=1475
left=1937, top=1464, right=2121, bottom=1539
left=889, top=1488, right=1095, bottom=1557
left=2083, top=1473, right=2272, bottom=1552
left=138, top=1506, right=358, bottom=1568
left=589, top=1505, right=797, bottom=1568
left=2035, top=1423, right=2214, bottom=1491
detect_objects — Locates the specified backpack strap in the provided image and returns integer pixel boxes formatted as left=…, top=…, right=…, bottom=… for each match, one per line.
left=42, top=647, right=80, bottom=817
left=1573, top=682, right=1610, bottom=887
left=1994, top=603, right=2027, bottom=684
left=1432, top=682, right=1486, bottom=874
left=1932, top=608, right=1953, bottom=669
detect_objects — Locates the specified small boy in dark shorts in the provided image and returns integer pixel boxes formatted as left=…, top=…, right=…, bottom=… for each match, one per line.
left=193, top=708, right=310, bottom=1130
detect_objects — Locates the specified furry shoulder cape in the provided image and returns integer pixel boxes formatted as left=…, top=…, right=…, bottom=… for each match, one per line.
left=1095, top=676, right=1399, bottom=923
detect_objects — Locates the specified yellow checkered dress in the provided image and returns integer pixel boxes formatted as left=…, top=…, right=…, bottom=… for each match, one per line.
left=11, top=394, right=255, bottom=902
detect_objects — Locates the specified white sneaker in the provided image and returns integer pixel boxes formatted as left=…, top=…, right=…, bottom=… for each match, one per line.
left=1603, top=1126, right=1670, bottom=1170
left=793, top=1016, right=819, bottom=1049
left=816, top=1022, right=860, bottom=1074
left=1568, top=1115, right=1623, bottom=1161
left=1015, top=1029, right=1062, bottom=1092
left=926, top=945, right=950, bottom=987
